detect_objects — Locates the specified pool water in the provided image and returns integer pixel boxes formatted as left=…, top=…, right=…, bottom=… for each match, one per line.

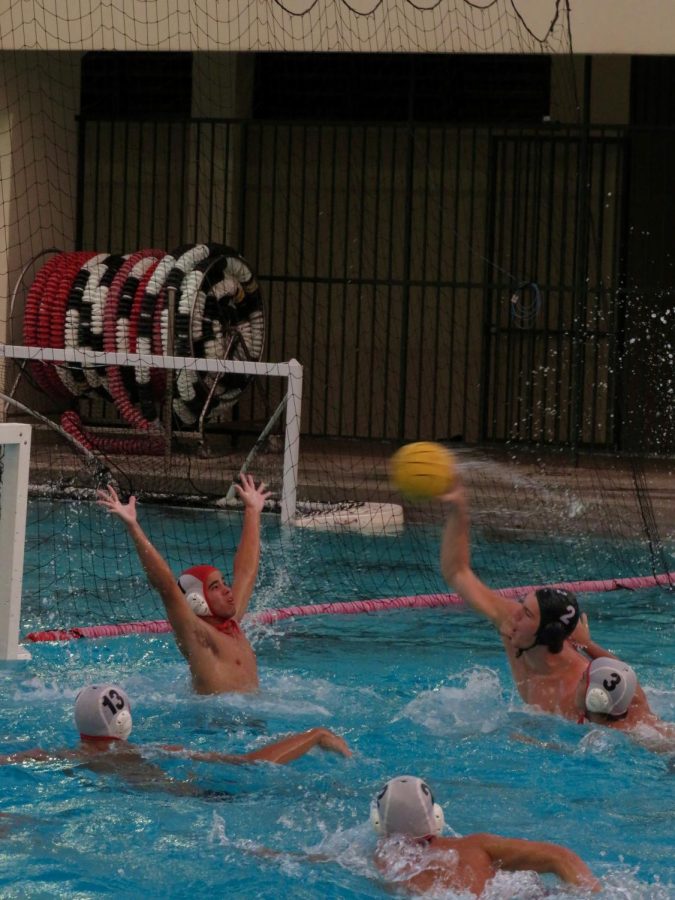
left=2, top=505, right=674, bottom=898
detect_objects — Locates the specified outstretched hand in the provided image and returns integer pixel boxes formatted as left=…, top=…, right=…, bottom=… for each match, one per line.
left=315, top=728, right=352, bottom=757
left=234, top=473, right=272, bottom=514
left=97, top=485, right=138, bottom=526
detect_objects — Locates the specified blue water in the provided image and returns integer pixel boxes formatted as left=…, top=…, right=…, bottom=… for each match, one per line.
left=1, top=504, right=674, bottom=898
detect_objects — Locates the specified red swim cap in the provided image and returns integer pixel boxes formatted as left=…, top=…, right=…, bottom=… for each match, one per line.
left=177, top=565, right=219, bottom=616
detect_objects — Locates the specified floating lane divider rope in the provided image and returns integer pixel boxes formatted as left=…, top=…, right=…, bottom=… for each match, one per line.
left=23, top=571, right=675, bottom=642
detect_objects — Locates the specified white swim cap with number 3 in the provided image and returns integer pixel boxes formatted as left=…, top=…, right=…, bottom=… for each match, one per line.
left=585, top=658, right=637, bottom=717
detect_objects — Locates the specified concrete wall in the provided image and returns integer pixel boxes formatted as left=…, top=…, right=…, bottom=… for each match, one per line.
left=0, top=52, right=81, bottom=411
left=571, top=1, right=675, bottom=54
left=0, top=53, right=81, bottom=337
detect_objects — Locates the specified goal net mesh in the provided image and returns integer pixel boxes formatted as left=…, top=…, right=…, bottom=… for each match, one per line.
left=0, top=1, right=672, bottom=641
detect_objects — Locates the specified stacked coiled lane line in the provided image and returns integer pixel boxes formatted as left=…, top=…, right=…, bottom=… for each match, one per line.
left=23, top=244, right=265, bottom=455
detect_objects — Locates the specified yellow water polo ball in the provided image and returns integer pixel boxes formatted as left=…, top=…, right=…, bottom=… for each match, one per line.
left=389, top=442, right=456, bottom=500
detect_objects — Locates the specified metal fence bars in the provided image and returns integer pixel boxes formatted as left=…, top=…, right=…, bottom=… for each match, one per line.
left=74, top=117, right=675, bottom=454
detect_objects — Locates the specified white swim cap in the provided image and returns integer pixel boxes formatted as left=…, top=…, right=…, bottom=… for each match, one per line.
left=370, top=776, right=445, bottom=838
left=585, top=657, right=637, bottom=717
left=74, top=684, right=132, bottom=740
left=177, top=565, right=219, bottom=616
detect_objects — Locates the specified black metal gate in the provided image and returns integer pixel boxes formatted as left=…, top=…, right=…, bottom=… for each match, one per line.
left=481, top=131, right=627, bottom=447
left=75, top=117, right=671, bottom=452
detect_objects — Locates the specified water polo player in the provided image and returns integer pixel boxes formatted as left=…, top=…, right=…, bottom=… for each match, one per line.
left=569, top=641, right=675, bottom=748
left=371, top=775, right=599, bottom=895
left=576, top=656, right=638, bottom=724
left=97, top=474, right=270, bottom=694
left=0, top=683, right=352, bottom=789
left=439, top=479, right=589, bottom=719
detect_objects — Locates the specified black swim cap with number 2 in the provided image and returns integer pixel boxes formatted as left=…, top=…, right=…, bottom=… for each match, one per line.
left=534, top=588, right=579, bottom=650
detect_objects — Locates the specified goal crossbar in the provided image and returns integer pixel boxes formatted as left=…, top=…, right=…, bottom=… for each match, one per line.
left=0, top=343, right=299, bottom=377
left=0, top=344, right=303, bottom=524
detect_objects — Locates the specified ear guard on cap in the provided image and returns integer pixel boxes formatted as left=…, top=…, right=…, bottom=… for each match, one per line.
left=177, top=567, right=217, bottom=617
left=109, top=707, right=132, bottom=740
left=585, top=686, right=612, bottom=714
left=182, top=588, right=210, bottom=617
left=74, top=684, right=133, bottom=740
left=432, top=803, right=445, bottom=835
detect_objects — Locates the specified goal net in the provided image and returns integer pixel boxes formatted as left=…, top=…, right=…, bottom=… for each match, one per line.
left=0, top=1, right=673, bottom=649
left=1, top=326, right=672, bottom=646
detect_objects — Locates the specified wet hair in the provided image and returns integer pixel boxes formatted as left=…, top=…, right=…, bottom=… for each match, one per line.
left=533, top=588, right=580, bottom=653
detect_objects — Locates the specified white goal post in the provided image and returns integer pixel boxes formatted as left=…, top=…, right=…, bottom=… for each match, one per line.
left=0, top=345, right=303, bottom=525
left=0, top=423, right=32, bottom=661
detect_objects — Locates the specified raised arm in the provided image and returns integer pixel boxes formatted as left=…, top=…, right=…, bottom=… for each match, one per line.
left=478, top=834, right=600, bottom=892
left=96, top=487, right=201, bottom=652
left=170, top=728, right=351, bottom=766
left=439, top=484, right=515, bottom=629
left=231, top=474, right=271, bottom=621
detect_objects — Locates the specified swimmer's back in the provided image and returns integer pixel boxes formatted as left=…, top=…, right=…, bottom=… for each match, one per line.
left=376, top=835, right=495, bottom=896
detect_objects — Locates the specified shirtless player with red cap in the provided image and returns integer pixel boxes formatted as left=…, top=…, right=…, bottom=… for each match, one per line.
left=98, top=474, right=269, bottom=694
